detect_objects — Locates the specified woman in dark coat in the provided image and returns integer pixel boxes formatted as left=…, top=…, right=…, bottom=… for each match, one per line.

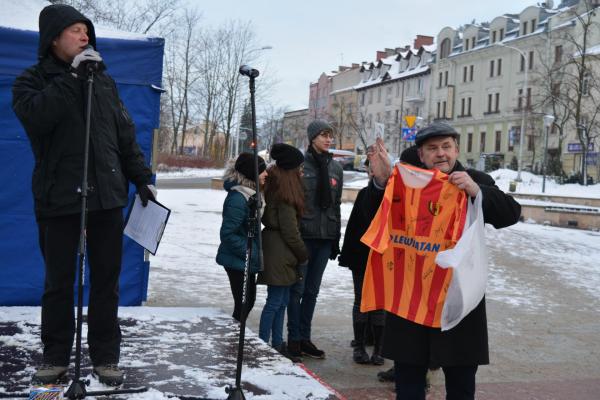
left=216, top=153, right=267, bottom=322
left=258, top=144, right=307, bottom=361
left=339, top=162, right=385, bottom=366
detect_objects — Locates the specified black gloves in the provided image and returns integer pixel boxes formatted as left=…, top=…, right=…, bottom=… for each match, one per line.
left=329, top=240, right=341, bottom=260
left=137, top=184, right=157, bottom=207
left=71, top=47, right=104, bottom=78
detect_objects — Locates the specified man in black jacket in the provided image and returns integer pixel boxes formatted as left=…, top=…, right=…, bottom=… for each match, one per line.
left=12, top=4, right=155, bottom=386
left=364, top=122, right=521, bottom=400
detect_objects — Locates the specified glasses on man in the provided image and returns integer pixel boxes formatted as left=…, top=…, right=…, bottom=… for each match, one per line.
left=319, top=131, right=334, bottom=139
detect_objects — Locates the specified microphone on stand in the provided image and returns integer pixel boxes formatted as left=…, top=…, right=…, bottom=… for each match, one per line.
left=239, top=65, right=259, bottom=78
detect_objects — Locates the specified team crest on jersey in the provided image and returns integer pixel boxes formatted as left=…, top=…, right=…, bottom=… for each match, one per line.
left=331, top=178, right=338, bottom=187
left=386, top=260, right=394, bottom=271
left=428, top=201, right=442, bottom=216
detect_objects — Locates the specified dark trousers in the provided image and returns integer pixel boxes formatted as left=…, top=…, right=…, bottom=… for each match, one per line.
left=394, top=362, right=478, bottom=400
left=287, top=239, right=331, bottom=341
left=225, top=268, right=256, bottom=322
left=37, top=208, right=123, bottom=367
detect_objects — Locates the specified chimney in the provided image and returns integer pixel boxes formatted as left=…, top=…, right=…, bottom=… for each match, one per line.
left=376, top=51, right=387, bottom=61
left=339, top=66, right=350, bottom=72
left=385, top=47, right=396, bottom=56
left=414, top=35, right=434, bottom=49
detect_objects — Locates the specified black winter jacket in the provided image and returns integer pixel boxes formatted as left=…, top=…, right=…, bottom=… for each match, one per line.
left=12, top=56, right=152, bottom=219
left=361, top=161, right=521, bottom=367
left=299, top=151, right=343, bottom=240
left=338, top=186, right=371, bottom=272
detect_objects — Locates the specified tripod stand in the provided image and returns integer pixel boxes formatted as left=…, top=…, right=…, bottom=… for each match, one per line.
left=225, top=66, right=262, bottom=400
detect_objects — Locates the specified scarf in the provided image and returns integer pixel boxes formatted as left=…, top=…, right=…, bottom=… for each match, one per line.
left=308, top=146, right=332, bottom=209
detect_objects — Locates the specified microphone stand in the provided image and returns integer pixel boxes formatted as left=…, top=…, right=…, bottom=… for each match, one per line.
left=226, top=69, right=262, bottom=400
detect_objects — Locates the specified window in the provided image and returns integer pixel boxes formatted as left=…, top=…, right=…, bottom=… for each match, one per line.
left=439, top=72, right=443, bottom=87
left=528, top=51, right=534, bottom=70
left=554, top=45, right=563, bottom=63
left=487, top=94, right=493, bottom=113
left=386, top=86, right=392, bottom=97
left=360, top=92, right=365, bottom=106
left=377, top=87, right=382, bottom=103
left=522, top=21, right=528, bottom=36
left=416, top=106, right=420, bottom=116
left=495, top=93, right=500, bottom=112
left=463, top=66, right=468, bottom=82
left=465, top=40, right=469, bottom=51
left=417, top=78, right=423, bottom=94
left=437, top=102, right=441, bottom=118
left=495, top=131, right=502, bottom=152
left=396, top=83, right=401, bottom=97
left=468, top=97, right=472, bottom=115
left=461, top=98, right=465, bottom=115
left=467, top=133, right=473, bottom=152
left=442, top=101, right=447, bottom=118
left=528, top=134, right=534, bottom=151
left=490, top=60, right=495, bottom=77
left=526, top=88, right=532, bottom=108
left=440, top=38, right=451, bottom=59
left=497, top=58, right=502, bottom=76
left=472, top=37, right=476, bottom=49
left=395, top=109, right=399, bottom=123
left=444, top=71, right=448, bottom=86
left=518, top=88, right=523, bottom=109
left=520, top=54, right=525, bottom=72
left=369, top=90, right=373, bottom=104
left=492, top=31, right=497, bottom=43
left=500, top=28, right=504, bottom=40
left=469, top=65, right=474, bottom=81
left=531, top=19, right=537, bottom=33
left=480, top=132, right=486, bottom=152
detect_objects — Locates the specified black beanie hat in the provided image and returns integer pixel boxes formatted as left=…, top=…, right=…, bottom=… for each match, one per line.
left=235, top=152, right=266, bottom=180
left=270, top=143, right=304, bottom=170
left=38, top=4, right=97, bottom=59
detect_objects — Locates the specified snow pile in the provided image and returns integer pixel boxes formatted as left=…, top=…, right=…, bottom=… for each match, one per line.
left=157, top=168, right=225, bottom=179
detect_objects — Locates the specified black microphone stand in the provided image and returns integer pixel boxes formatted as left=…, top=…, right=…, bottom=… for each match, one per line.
left=225, top=68, right=263, bottom=400
left=61, top=64, right=147, bottom=399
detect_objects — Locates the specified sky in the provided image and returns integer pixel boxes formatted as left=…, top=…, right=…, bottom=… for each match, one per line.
left=194, top=0, right=543, bottom=111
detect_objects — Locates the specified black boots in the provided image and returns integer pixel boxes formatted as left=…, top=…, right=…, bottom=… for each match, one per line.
left=352, top=322, right=371, bottom=364
left=370, top=325, right=385, bottom=366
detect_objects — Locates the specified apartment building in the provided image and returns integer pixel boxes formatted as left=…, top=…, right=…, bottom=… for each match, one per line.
left=282, top=108, right=309, bottom=149
left=328, top=64, right=362, bottom=151
left=430, top=0, right=600, bottom=179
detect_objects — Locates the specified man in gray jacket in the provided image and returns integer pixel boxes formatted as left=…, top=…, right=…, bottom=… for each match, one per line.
left=287, top=120, right=343, bottom=359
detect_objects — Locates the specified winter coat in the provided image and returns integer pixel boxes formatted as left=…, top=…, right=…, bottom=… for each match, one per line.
left=338, top=186, right=371, bottom=272
left=258, top=200, right=308, bottom=286
left=361, top=160, right=521, bottom=367
left=11, top=7, right=151, bottom=219
left=300, top=151, right=343, bottom=240
left=216, top=166, right=263, bottom=273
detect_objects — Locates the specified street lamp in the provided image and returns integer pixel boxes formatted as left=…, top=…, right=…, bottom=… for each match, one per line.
left=542, top=114, right=555, bottom=193
left=497, top=42, right=528, bottom=182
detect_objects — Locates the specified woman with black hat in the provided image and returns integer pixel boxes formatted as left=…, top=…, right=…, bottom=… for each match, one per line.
left=216, top=152, right=267, bottom=322
left=257, top=144, right=307, bottom=362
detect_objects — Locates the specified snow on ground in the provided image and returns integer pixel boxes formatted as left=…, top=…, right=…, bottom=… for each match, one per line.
left=344, top=167, right=600, bottom=199
left=148, top=188, right=600, bottom=319
left=157, top=168, right=225, bottom=179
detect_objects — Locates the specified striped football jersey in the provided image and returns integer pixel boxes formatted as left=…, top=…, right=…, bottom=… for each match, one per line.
left=360, top=163, right=468, bottom=328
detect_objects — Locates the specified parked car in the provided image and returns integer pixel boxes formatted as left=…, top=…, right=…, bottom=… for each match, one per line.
left=328, top=149, right=357, bottom=170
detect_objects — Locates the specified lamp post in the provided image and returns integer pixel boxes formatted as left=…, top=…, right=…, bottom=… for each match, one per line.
left=497, top=42, right=528, bottom=182
left=542, top=114, right=555, bottom=193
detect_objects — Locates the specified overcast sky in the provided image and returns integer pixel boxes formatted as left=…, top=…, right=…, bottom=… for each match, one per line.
left=195, top=0, right=542, bottom=111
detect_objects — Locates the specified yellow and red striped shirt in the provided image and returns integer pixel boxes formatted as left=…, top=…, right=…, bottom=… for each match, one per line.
left=360, top=163, right=468, bottom=328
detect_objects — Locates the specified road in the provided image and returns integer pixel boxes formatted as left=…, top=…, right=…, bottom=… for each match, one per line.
left=149, top=178, right=600, bottom=400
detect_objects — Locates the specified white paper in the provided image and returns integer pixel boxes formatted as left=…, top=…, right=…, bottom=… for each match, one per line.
left=124, top=195, right=170, bottom=254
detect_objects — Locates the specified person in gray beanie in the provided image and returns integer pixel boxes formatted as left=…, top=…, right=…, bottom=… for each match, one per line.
left=12, top=3, right=155, bottom=386
left=286, top=120, right=343, bottom=360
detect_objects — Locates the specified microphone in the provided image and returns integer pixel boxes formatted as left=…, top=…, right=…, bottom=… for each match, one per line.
left=82, top=44, right=101, bottom=73
left=239, top=65, right=259, bottom=78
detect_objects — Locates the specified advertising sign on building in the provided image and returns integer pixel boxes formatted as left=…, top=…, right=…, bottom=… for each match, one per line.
left=567, top=142, right=594, bottom=153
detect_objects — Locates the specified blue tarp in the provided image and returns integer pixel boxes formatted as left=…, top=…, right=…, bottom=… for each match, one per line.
left=0, top=26, right=164, bottom=306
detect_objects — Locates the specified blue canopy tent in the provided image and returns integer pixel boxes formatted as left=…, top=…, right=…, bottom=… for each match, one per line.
left=0, top=8, right=164, bottom=306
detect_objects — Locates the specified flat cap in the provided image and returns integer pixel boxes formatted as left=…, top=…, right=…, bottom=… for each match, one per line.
left=414, top=122, right=458, bottom=146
